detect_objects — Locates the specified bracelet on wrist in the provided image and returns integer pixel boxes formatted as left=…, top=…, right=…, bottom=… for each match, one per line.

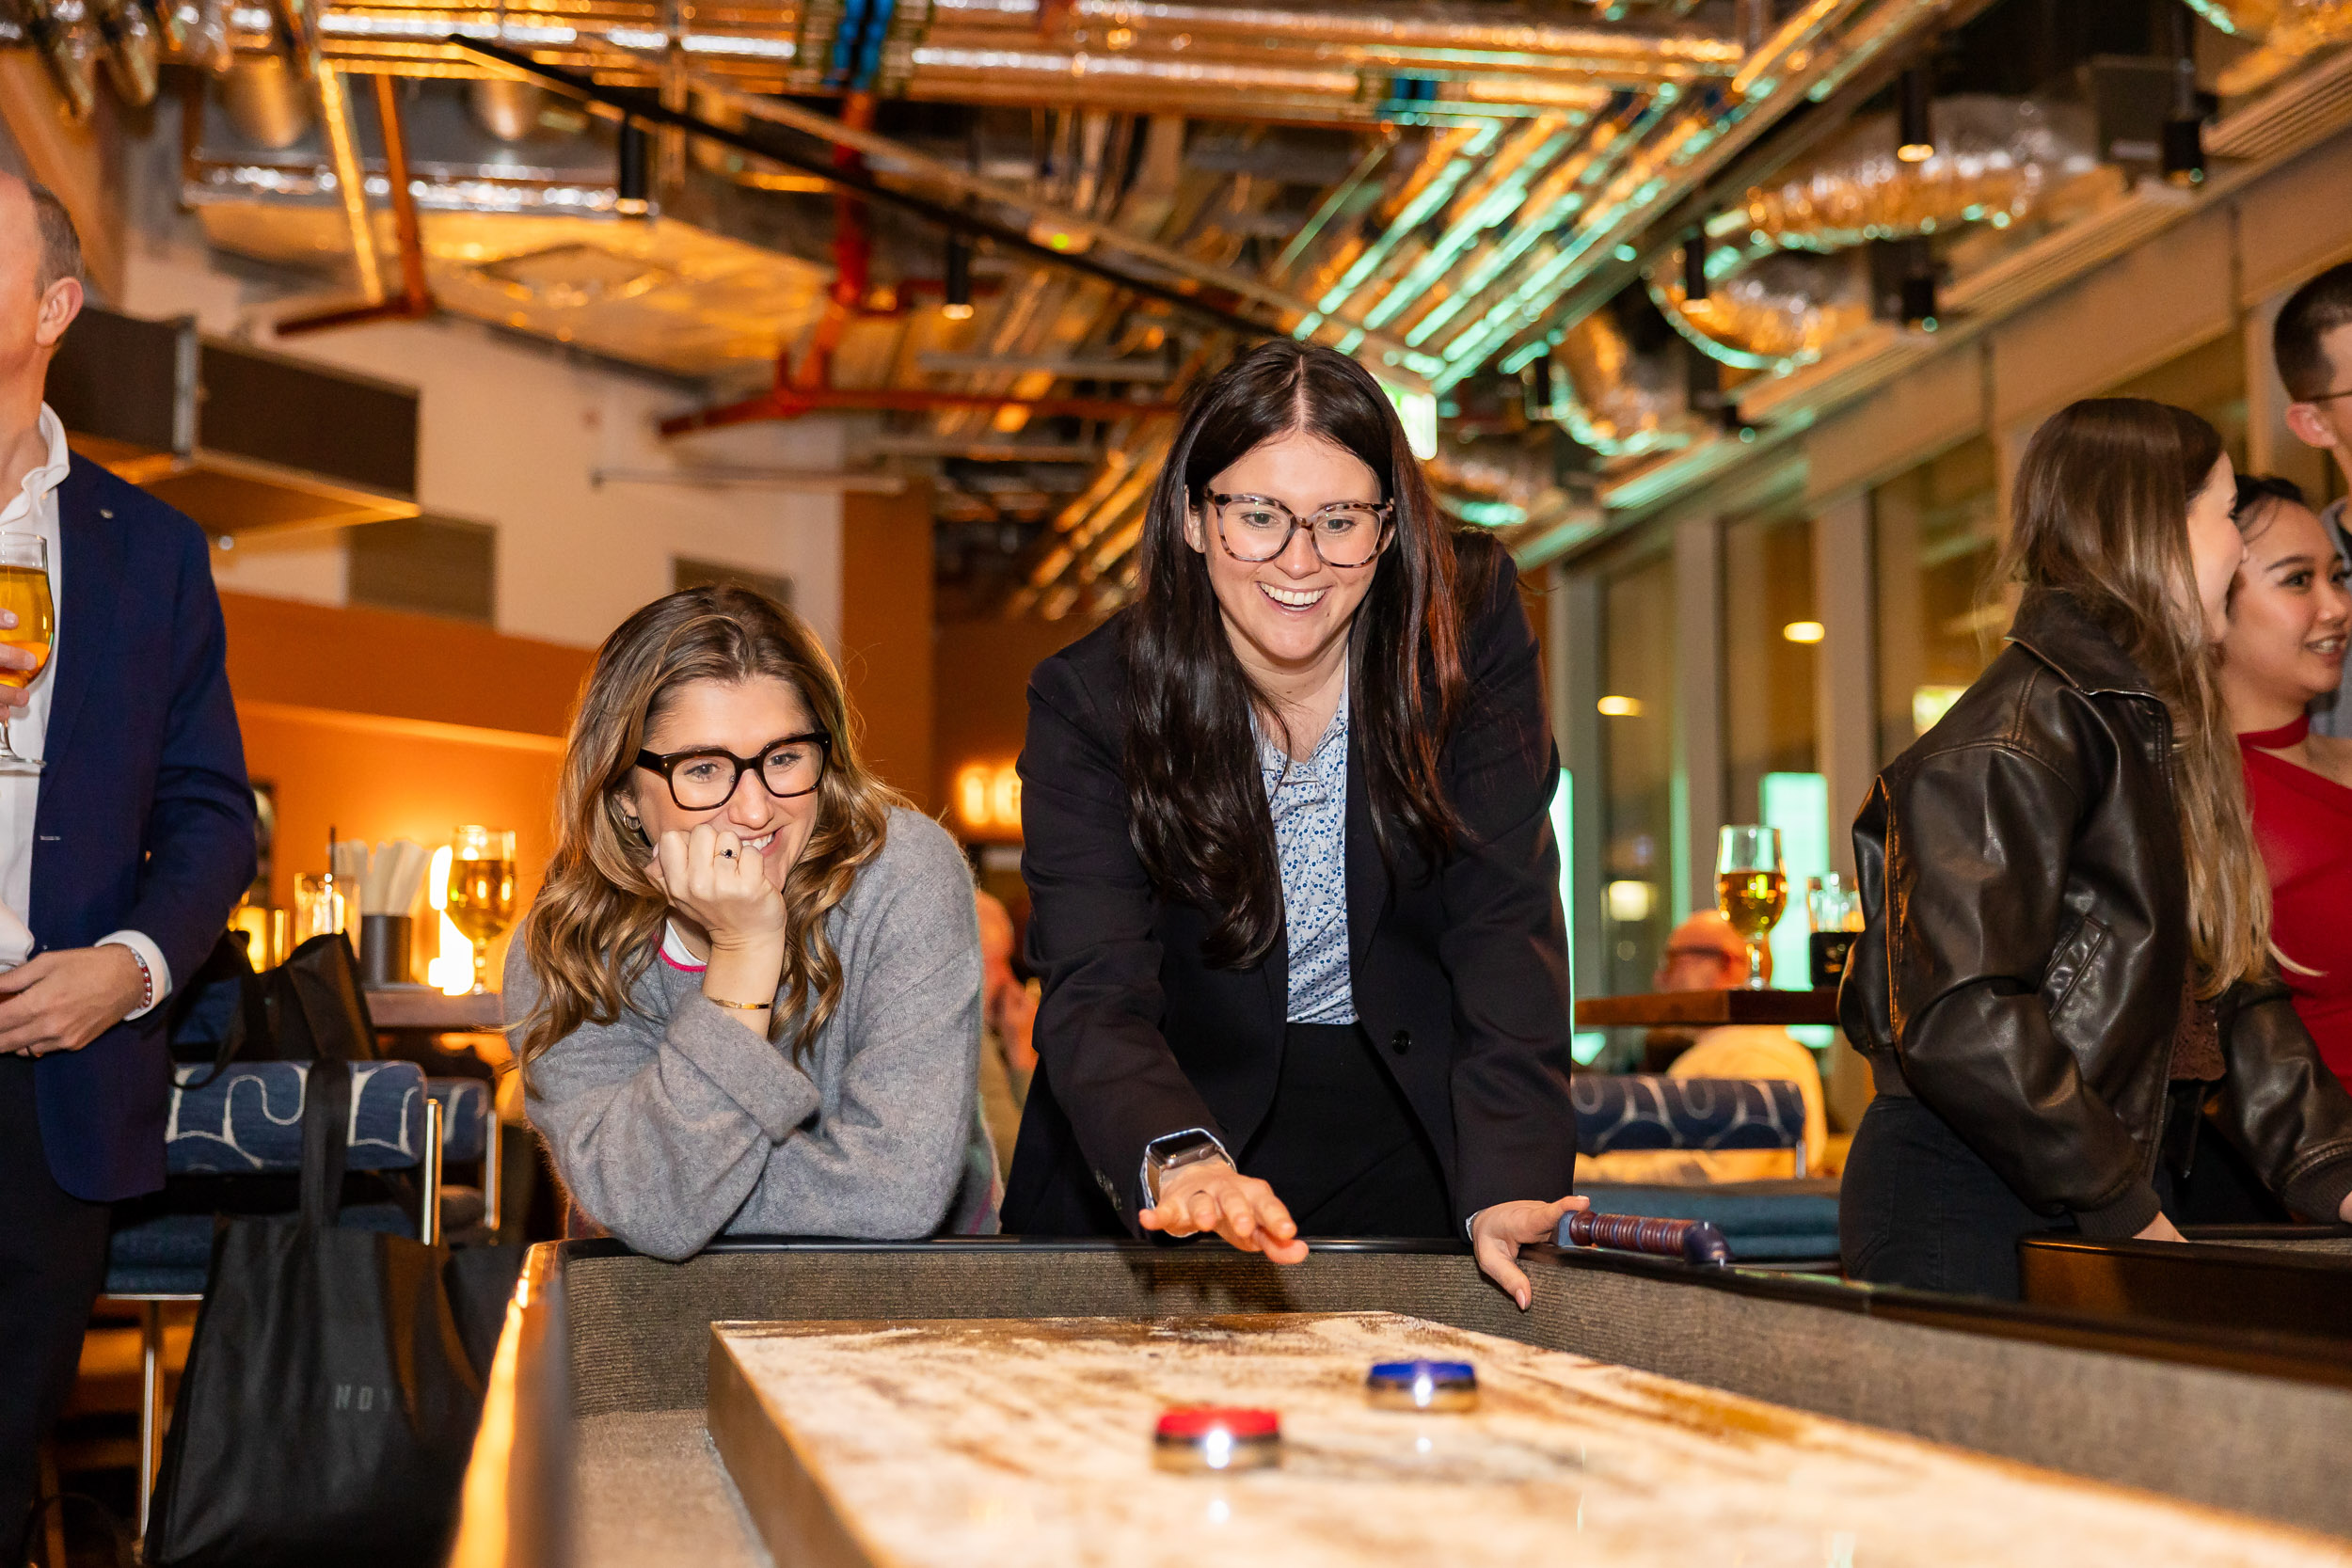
left=705, top=995, right=771, bottom=1011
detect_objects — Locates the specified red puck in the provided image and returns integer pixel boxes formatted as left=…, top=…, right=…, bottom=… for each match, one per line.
left=1154, top=1406, right=1280, bottom=1440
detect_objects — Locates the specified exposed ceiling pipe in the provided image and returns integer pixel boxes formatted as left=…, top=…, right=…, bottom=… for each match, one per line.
left=219, top=54, right=313, bottom=148
left=270, top=0, right=383, bottom=303
left=18, top=0, right=97, bottom=119
left=89, top=0, right=161, bottom=106
left=659, top=385, right=1176, bottom=436
left=278, top=74, right=439, bottom=333
left=1647, top=249, right=1873, bottom=372
left=2191, top=2, right=2352, bottom=96
left=470, top=35, right=1439, bottom=383
left=1725, top=96, right=2094, bottom=253
left=1542, top=309, right=1704, bottom=459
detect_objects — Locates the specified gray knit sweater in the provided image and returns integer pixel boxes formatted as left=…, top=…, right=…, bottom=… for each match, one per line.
left=513, top=808, right=988, bottom=1261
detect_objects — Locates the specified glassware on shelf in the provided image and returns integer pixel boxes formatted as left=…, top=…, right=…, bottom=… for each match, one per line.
left=1804, top=872, right=1867, bottom=990
left=293, top=872, right=347, bottom=945
left=1714, top=826, right=1788, bottom=990
left=444, top=825, right=517, bottom=997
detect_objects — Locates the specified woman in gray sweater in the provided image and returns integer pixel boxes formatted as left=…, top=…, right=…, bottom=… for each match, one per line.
left=509, top=585, right=989, bottom=1261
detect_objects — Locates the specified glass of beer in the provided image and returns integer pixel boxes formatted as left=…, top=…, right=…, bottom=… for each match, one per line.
left=1714, top=825, right=1787, bottom=990
left=0, top=532, right=56, bottom=776
left=445, top=825, right=517, bottom=996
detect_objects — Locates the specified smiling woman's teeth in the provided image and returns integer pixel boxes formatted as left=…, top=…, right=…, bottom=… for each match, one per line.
left=1260, top=583, right=1327, bottom=609
left=744, top=832, right=776, bottom=850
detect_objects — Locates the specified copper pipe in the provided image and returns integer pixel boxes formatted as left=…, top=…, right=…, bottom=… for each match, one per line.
left=374, top=75, right=434, bottom=314
left=660, top=386, right=1175, bottom=436
left=271, top=0, right=384, bottom=301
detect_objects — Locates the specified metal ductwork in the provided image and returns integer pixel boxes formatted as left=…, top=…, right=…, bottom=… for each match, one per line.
left=2190, top=1, right=2352, bottom=95
left=1648, top=249, right=1874, bottom=372
left=1726, top=96, right=2098, bottom=253
left=1539, top=309, right=1705, bottom=460
left=45, top=304, right=421, bottom=538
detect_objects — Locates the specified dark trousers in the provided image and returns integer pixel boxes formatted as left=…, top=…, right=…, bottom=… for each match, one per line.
left=0, top=1056, right=114, bottom=1564
left=1839, top=1093, right=2068, bottom=1301
left=1241, top=1022, right=1454, bottom=1239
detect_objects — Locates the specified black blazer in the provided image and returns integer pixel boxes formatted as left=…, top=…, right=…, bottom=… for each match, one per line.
left=1003, top=544, right=1576, bottom=1237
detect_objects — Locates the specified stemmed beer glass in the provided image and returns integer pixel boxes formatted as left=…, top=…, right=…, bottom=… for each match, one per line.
left=1714, top=826, right=1788, bottom=990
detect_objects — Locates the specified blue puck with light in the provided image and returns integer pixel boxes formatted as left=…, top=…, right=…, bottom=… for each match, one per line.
left=1366, top=1360, right=1478, bottom=1412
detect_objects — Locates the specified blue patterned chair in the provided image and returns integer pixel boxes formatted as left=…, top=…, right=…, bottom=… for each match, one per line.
left=1572, top=1074, right=1812, bottom=1170
left=101, top=1059, right=456, bottom=1534
left=1565, top=1074, right=1839, bottom=1264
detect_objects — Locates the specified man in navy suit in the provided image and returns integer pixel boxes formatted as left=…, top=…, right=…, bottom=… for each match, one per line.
left=0, top=174, right=256, bottom=1561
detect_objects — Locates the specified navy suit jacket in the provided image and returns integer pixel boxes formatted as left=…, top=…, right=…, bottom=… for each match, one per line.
left=31, top=457, right=255, bottom=1202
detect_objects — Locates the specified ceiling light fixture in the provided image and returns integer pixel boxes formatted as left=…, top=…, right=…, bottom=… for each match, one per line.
left=942, top=232, right=974, bottom=321
left=1896, top=65, right=1934, bottom=163
left=614, top=115, right=650, bottom=217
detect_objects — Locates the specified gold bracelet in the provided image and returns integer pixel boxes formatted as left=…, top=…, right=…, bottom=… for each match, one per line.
left=706, top=995, right=771, bottom=1010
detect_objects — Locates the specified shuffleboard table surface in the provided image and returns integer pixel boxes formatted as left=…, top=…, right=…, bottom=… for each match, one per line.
left=707, top=1311, right=2351, bottom=1568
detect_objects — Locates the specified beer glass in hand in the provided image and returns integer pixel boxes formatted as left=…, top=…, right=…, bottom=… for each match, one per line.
left=445, top=825, right=517, bottom=995
left=1714, top=825, right=1787, bottom=990
left=0, top=533, right=56, bottom=776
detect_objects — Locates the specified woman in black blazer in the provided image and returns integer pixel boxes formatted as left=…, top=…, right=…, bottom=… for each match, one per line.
left=1005, top=341, right=1583, bottom=1307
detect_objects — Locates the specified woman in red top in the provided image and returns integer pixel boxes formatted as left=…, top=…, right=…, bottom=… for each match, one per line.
left=2220, top=474, right=2352, bottom=1092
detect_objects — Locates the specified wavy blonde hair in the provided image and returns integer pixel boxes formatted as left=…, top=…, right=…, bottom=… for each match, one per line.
left=516, top=586, right=902, bottom=1069
left=2001, top=397, right=2265, bottom=995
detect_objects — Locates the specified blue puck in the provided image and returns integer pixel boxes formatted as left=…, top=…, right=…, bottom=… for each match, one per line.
left=1366, top=1360, right=1478, bottom=1411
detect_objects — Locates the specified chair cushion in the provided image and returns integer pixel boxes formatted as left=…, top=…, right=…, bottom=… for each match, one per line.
left=1573, top=1180, right=1843, bottom=1262
left=102, top=1192, right=484, bottom=1297
left=428, top=1079, right=492, bottom=1164
left=166, top=1060, right=426, bottom=1175
left=1573, top=1075, right=1809, bottom=1154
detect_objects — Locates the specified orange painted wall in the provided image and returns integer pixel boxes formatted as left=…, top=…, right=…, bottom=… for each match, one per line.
left=838, top=486, right=936, bottom=813
left=220, top=594, right=591, bottom=976
left=931, top=613, right=1098, bottom=841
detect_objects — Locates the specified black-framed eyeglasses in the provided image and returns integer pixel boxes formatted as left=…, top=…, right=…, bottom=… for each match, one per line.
left=2306, top=387, right=2352, bottom=405
left=1203, top=491, right=1395, bottom=568
left=635, top=731, right=831, bottom=810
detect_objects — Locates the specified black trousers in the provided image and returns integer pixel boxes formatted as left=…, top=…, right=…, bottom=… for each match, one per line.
left=1840, top=1094, right=2083, bottom=1301
left=1241, top=1022, right=1454, bottom=1239
left=0, top=1055, right=114, bottom=1564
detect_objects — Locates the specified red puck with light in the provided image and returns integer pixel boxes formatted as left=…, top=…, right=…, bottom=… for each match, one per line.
left=1151, top=1406, right=1281, bottom=1472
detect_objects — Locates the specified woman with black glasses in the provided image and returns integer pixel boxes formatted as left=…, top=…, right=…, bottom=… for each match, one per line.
left=1005, top=341, right=1583, bottom=1308
left=510, top=585, right=994, bottom=1259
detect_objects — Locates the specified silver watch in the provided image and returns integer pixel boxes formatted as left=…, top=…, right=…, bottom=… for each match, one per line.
left=1140, top=1128, right=1232, bottom=1209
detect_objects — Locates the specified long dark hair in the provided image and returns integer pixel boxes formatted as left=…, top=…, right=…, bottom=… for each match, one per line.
left=1123, top=341, right=1475, bottom=968
left=2001, top=397, right=2264, bottom=991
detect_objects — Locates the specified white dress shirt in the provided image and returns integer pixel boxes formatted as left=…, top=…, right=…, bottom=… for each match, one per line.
left=0, top=404, right=170, bottom=1016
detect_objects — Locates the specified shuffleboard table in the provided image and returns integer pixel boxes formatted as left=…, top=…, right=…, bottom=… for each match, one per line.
left=445, top=1237, right=2352, bottom=1568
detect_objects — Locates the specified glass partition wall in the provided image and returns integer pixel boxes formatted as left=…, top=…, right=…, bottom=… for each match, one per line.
left=1597, top=554, right=1677, bottom=999
left=1873, top=436, right=2003, bottom=764
left=1722, top=507, right=1821, bottom=989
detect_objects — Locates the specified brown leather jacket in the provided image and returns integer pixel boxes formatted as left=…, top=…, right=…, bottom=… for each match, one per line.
left=1840, top=589, right=2352, bottom=1236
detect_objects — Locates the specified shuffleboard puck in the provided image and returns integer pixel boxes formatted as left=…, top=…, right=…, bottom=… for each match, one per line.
left=1152, top=1407, right=1282, bottom=1473
left=1366, top=1360, right=1478, bottom=1412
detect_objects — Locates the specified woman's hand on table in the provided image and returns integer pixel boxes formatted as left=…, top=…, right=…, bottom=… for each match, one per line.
left=1138, top=1161, right=1310, bottom=1263
left=1472, top=1196, right=1590, bottom=1310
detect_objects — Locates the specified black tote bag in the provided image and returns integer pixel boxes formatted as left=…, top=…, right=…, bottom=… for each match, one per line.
left=147, top=1057, right=489, bottom=1568
left=169, top=930, right=381, bottom=1085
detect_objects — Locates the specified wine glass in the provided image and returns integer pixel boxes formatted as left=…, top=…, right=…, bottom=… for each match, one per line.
left=1714, top=826, right=1787, bottom=990
left=0, top=532, right=56, bottom=776
left=443, top=825, right=517, bottom=996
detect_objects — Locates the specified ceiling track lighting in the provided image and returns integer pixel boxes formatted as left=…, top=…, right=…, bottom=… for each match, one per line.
left=942, top=232, right=974, bottom=321
left=1896, top=64, right=1935, bottom=164
left=615, top=115, right=651, bottom=217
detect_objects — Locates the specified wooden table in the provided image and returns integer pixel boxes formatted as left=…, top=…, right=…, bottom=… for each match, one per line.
left=1574, top=988, right=1840, bottom=1029
left=363, top=986, right=506, bottom=1032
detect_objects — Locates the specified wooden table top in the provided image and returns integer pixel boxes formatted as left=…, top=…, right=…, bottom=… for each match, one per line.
left=364, top=987, right=506, bottom=1032
left=1574, top=988, right=1841, bottom=1028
